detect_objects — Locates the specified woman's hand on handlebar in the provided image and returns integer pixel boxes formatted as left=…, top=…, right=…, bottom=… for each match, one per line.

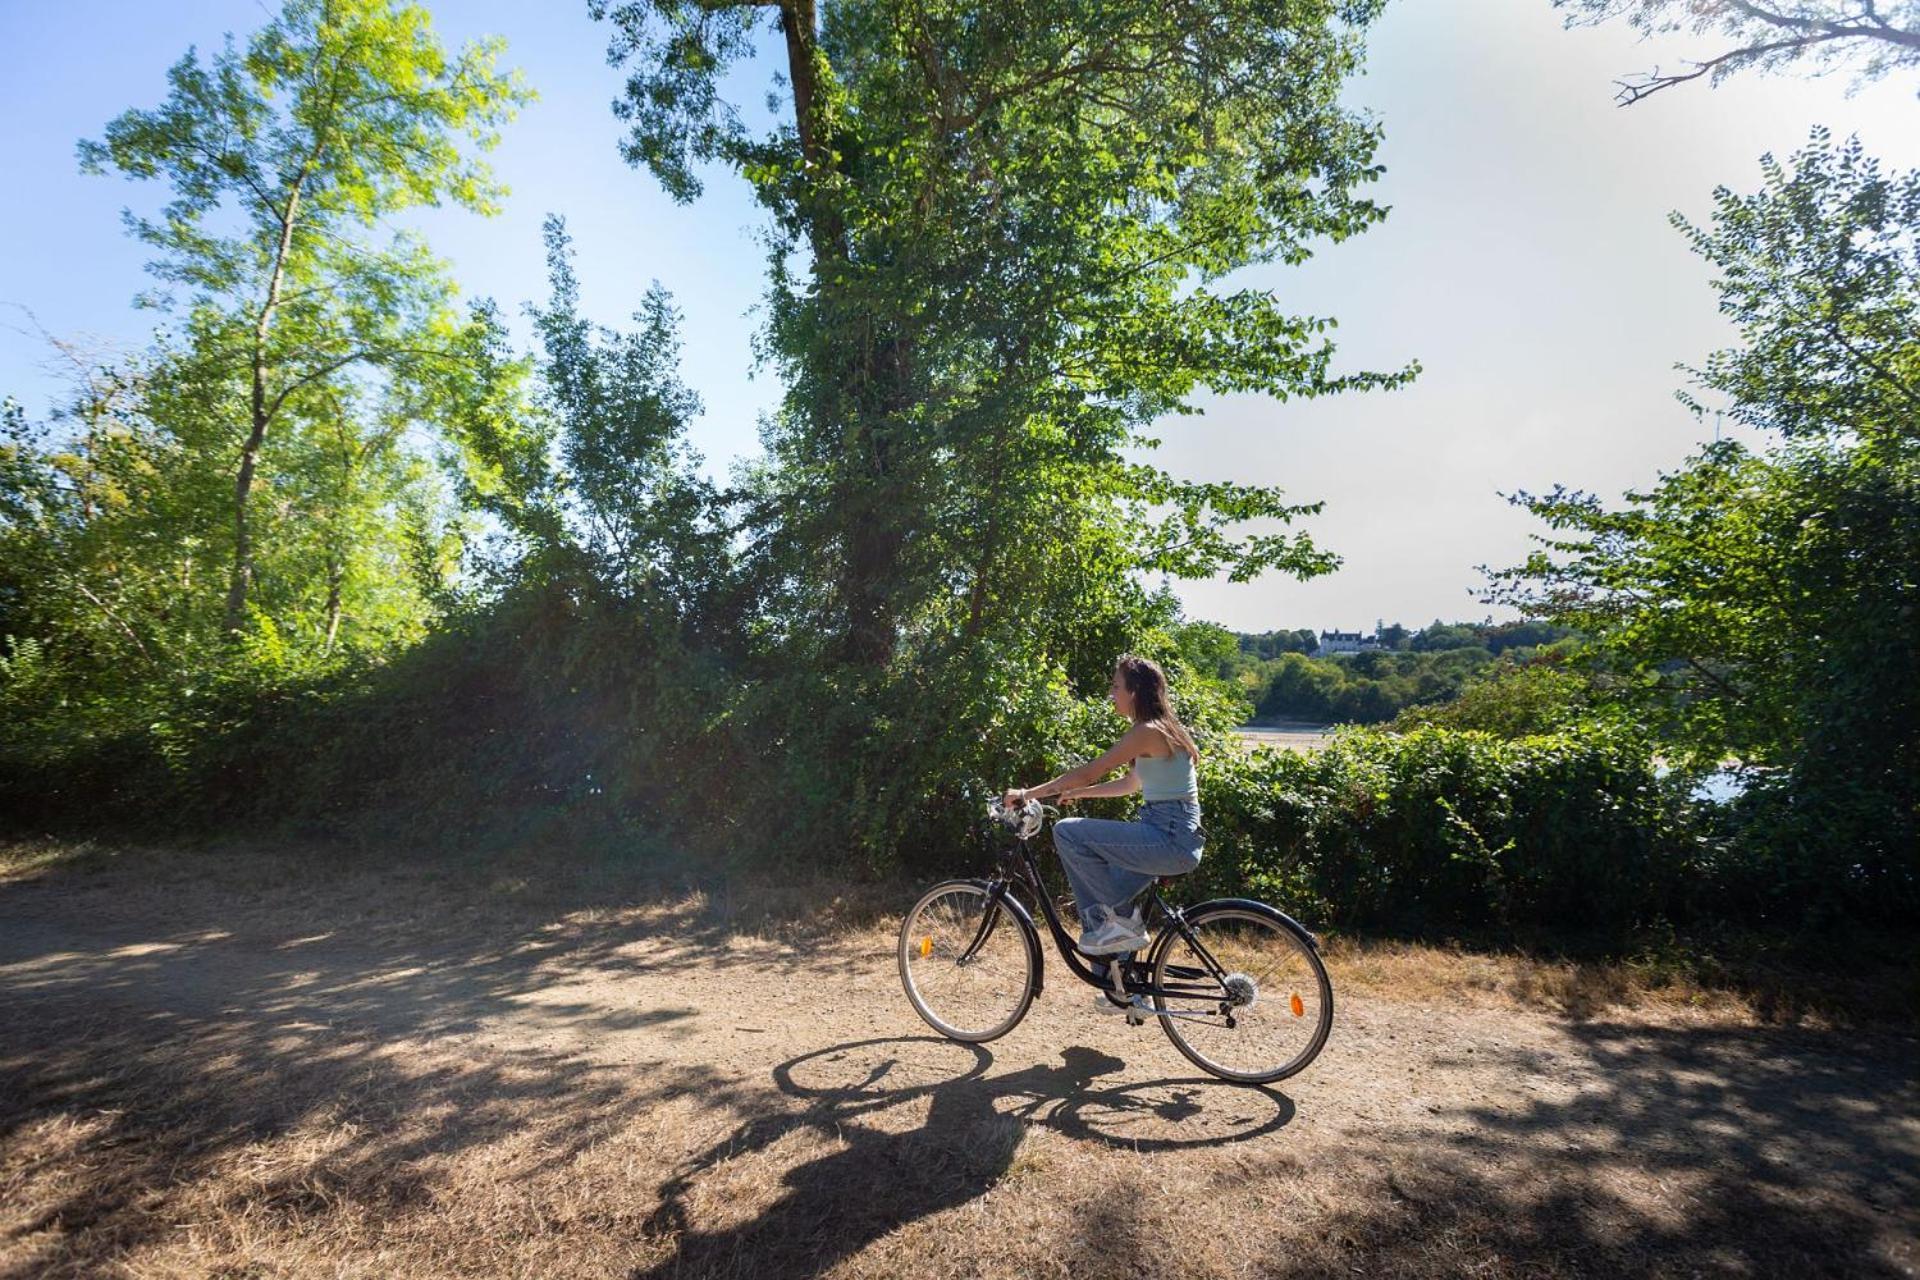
left=999, top=787, right=1071, bottom=810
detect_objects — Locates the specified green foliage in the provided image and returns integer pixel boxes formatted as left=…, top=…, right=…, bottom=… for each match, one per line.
left=1209, top=619, right=1576, bottom=726
left=526, top=216, right=724, bottom=604
left=580, top=0, right=1420, bottom=862
left=2, top=0, right=535, bottom=812
left=8, top=3, right=1910, bottom=956
left=1394, top=651, right=1597, bottom=738
left=0, top=574, right=1246, bottom=883
left=76, top=0, right=531, bottom=637
left=1243, top=647, right=1491, bottom=725
left=1409, top=621, right=1482, bottom=653
left=1189, top=725, right=1701, bottom=938
left=1487, top=127, right=1919, bottom=919
left=1236, top=628, right=1320, bottom=661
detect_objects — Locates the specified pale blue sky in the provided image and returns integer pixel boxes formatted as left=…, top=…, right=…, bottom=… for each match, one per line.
left=2, top=0, right=1913, bottom=633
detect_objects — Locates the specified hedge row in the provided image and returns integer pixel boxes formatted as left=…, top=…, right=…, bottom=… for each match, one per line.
left=1167, top=724, right=1702, bottom=936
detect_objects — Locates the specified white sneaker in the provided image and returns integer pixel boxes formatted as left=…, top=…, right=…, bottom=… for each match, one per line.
left=1094, top=991, right=1141, bottom=1015
left=1078, top=904, right=1149, bottom=955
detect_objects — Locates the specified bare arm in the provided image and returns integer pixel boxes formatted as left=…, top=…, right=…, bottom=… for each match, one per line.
left=1062, top=769, right=1141, bottom=803
left=1007, top=723, right=1158, bottom=804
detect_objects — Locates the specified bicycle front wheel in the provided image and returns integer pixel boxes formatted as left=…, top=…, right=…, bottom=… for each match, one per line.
left=898, top=879, right=1038, bottom=1043
left=1149, top=901, right=1333, bottom=1084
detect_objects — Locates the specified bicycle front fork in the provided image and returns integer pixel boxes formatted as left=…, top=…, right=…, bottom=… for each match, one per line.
left=956, top=878, right=1011, bottom=965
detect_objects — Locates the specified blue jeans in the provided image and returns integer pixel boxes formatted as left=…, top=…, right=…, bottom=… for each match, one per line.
left=1053, top=798, right=1206, bottom=923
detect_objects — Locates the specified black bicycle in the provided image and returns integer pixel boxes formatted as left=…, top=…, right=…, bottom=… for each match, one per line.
left=898, top=796, right=1334, bottom=1084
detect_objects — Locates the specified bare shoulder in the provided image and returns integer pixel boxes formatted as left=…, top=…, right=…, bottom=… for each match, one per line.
left=1128, top=721, right=1177, bottom=759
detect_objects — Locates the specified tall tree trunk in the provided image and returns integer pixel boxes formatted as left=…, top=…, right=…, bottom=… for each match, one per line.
left=776, top=0, right=912, bottom=668
left=836, top=329, right=913, bottom=667
left=962, top=338, right=1027, bottom=640
left=777, top=0, right=845, bottom=267
left=224, top=179, right=305, bottom=637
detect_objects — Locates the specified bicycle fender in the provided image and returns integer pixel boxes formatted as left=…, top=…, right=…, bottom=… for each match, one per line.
left=1184, top=897, right=1322, bottom=952
left=973, top=877, right=1046, bottom=1001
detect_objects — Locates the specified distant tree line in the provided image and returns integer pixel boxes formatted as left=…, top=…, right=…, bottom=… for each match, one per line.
left=1202, top=620, right=1575, bottom=725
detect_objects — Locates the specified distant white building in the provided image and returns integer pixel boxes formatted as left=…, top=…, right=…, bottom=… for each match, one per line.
left=1318, top=626, right=1384, bottom=656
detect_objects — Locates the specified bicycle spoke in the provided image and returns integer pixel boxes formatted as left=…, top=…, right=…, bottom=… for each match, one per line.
left=899, top=881, right=1035, bottom=1043
left=1152, top=907, right=1332, bottom=1083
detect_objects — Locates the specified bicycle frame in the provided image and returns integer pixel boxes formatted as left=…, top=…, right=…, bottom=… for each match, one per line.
left=961, top=824, right=1240, bottom=1008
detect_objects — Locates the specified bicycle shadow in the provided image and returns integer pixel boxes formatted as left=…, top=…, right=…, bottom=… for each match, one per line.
left=630, top=1035, right=1295, bottom=1279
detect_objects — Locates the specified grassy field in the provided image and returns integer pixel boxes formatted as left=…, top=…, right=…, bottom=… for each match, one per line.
left=2, top=837, right=1915, bottom=1278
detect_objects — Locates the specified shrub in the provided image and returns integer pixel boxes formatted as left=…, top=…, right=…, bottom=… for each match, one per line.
left=1185, top=724, right=1700, bottom=939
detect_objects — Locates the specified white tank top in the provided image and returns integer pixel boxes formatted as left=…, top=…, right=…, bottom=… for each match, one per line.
left=1134, top=748, right=1197, bottom=801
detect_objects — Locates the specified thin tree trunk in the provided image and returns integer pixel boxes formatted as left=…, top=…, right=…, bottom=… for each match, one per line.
left=224, top=178, right=305, bottom=637
left=323, top=552, right=343, bottom=651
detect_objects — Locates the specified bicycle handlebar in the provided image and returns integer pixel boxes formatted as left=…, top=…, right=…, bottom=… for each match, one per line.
left=987, top=794, right=1058, bottom=840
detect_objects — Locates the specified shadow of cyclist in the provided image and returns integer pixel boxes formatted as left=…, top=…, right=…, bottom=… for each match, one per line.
left=629, top=1038, right=1293, bottom=1279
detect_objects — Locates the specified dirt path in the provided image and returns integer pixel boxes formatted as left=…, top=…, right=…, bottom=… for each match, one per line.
left=2, top=854, right=1915, bottom=1279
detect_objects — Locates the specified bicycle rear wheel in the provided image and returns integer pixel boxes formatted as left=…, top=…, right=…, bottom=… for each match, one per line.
left=898, top=879, right=1037, bottom=1043
left=1149, top=901, right=1333, bottom=1084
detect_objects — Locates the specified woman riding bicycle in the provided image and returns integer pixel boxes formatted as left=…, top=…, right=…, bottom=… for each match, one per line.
left=1001, top=654, right=1207, bottom=963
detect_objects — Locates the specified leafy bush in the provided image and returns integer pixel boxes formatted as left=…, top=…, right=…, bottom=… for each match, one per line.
left=1182, top=724, right=1701, bottom=938
left=0, top=577, right=1247, bottom=880
left=1392, top=654, right=1594, bottom=738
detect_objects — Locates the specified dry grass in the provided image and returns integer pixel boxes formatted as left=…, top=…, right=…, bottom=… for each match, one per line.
left=1321, top=933, right=1919, bottom=1030
left=3, top=836, right=1916, bottom=1279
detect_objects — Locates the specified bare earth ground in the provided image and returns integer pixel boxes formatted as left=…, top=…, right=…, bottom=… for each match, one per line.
left=1, top=843, right=1915, bottom=1279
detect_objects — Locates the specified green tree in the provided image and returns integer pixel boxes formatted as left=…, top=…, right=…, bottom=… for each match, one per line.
left=430, top=299, right=564, bottom=584
left=1410, top=620, right=1481, bottom=652
left=1255, top=651, right=1343, bottom=722
left=524, top=215, right=729, bottom=618
left=1487, top=126, right=1919, bottom=915
left=585, top=0, right=1419, bottom=857
left=591, top=0, right=1416, bottom=663
left=78, top=0, right=531, bottom=638
left=1239, top=628, right=1319, bottom=660
left=1394, top=654, right=1594, bottom=738
left=1484, top=619, right=1571, bottom=654
left=1170, top=619, right=1241, bottom=680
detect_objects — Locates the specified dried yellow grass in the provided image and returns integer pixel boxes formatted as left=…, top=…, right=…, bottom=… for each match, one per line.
left=3, top=836, right=1915, bottom=1279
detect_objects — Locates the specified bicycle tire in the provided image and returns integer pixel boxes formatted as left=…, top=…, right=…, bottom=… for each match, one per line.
left=898, top=878, right=1039, bottom=1043
left=1147, top=898, right=1334, bottom=1084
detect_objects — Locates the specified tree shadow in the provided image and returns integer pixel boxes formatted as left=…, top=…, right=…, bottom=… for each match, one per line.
left=0, top=869, right=844, bottom=1279
left=1299, top=1018, right=1920, bottom=1278
left=6, top=862, right=1913, bottom=1279
left=628, top=1035, right=1296, bottom=1279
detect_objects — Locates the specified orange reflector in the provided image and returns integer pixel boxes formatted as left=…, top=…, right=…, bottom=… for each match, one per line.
left=919, top=936, right=933, bottom=957
left=1290, top=992, right=1305, bottom=1018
